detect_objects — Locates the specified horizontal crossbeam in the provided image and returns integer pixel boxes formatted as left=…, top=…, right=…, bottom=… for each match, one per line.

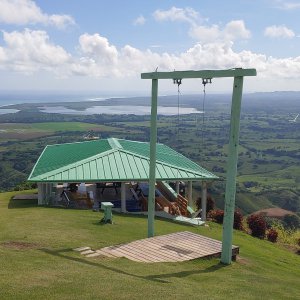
left=141, top=68, right=256, bottom=80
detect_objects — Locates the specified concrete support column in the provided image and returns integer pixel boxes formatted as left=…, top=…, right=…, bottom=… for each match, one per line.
left=37, top=183, right=44, bottom=205
left=175, top=181, right=180, bottom=194
left=188, top=181, right=193, bottom=207
left=45, top=183, right=52, bottom=204
left=43, top=183, right=47, bottom=204
left=121, top=182, right=126, bottom=213
left=51, top=183, right=57, bottom=203
left=201, top=181, right=207, bottom=221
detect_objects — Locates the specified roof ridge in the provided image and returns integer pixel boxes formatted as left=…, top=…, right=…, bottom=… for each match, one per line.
left=108, top=138, right=123, bottom=149
left=45, top=138, right=102, bottom=148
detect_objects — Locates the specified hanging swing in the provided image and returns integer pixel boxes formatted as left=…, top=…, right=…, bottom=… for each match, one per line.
left=173, top=77, right=212, bottom=161
left=172, top=77, right=212, bottom=221
left=142, top=68, right=256, bottom=265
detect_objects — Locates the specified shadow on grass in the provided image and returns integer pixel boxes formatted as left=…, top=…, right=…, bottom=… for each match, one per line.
left=144, top=261, right=228, bottom=283
left=40, top=247, right=153, bottom=282
left=8, top=197, right=38, bottom=209
left=40, top=248, right=228, bottom=283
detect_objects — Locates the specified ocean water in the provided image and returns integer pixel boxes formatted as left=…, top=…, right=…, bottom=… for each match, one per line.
left=0, top=91, right=201, bottom=116
left=0, top=91, right=120, bottom=107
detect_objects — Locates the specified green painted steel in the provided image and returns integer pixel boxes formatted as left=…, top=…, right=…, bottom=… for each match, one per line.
left=30, top=139, right=110, bottom=179
left=148, top=79, right=158, bottom=237
left=28, top=138, right=218, bottom=182
left=221, top=76, right=244, bottom=265
left=141, top=68, right=256, bottom=80
left=141, top=68, right=256, bottom=263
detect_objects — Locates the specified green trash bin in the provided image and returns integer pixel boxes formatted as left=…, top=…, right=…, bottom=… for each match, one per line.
left=100, top=202, right=114, bottom=224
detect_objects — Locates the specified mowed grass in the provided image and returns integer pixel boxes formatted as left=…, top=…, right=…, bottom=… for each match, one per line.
left=0, top=190, right=299, bottom=300
left=0, top=122, right=139, bottom=141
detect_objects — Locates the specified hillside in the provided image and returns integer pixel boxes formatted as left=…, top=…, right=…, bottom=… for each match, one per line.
left=0, top=92, right=299, bottom=215
left=0, top=190, right=299, bottom=299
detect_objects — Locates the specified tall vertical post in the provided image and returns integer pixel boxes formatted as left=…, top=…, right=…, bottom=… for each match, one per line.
left=148, top=79, right=158, bottom=237
left=221, top=76, right=244, bottom=264
left=201, top=181, right=207, bottom=221
left=121, top=182, right=126, bottom=213
left=37, top=183, right=43, bottom=205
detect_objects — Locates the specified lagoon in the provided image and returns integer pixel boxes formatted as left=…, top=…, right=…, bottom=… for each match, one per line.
left=38, top=105, right=201, bottom=116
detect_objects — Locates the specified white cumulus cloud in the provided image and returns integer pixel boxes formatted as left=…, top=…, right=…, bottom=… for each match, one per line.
left=0, top=0, right=75, bottom=29
left=0, top=29, right=70, bottom=73
left=264, top=25, right=295, bottom=38
left=189, top=20, right=251, bottom=42
left=153, top=6, right=199, bottom=25
left=1, top=30, right=300, bottom=83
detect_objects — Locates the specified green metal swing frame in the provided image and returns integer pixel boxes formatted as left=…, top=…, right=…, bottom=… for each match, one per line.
left=141, top=68, right=257, bottom=264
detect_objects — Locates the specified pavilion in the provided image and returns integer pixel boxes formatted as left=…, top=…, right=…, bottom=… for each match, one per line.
left=28, top=137, right=218, bottom=219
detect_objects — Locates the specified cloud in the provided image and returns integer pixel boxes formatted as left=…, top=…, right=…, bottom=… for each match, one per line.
left=0, top=0, right=75, bottom=29
left=189, top=20, right=251, bottom=42
left=153, top=6, right=199, bottom=25
left=133, top=15, right=146, bottom=26
left=1, top=30, right=300, bottom=81
left=0, top=29, right=70, bottom=73
left=152, top=7, right=250, bottom=43
left=274, top=0, right=300, bottom=10
left=264, top=25, right=295, bottom=38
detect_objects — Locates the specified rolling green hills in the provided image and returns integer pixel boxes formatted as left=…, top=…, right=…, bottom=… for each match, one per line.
left=0, top=190, right=299, bottom=300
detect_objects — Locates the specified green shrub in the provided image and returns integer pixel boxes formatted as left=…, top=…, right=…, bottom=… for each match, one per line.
left=282, top=214, right=300, bottom=230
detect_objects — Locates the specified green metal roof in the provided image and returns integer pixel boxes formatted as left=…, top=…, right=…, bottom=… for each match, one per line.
left=28, top=138, right=218, bottom=182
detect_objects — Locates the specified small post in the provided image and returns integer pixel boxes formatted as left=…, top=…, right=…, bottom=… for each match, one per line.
left=188, top=181, right=193, bottom=206
left=148, top=79, right=158, bottom=237
left=121, top=182, right=126, bottom=213
left=201, top=181, right=207, bottom=221
left=221, top=76, right=244, bottom=264
left=175, top=181, right=180, bottom=194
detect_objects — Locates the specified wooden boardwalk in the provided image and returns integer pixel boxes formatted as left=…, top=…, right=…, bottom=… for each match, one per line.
left=94, top=231, right=239, bottom=263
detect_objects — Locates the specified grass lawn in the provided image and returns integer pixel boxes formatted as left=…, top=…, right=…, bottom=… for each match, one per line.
left=0, top=122, right=141, bottom=141
left=0, top=190, right=299, bottom=300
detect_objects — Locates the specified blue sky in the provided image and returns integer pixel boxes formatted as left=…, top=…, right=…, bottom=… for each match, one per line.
left=0, top=0, right=300, bottom=94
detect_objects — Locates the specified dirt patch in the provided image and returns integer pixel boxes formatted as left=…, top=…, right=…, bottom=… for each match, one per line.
left=236, top=255, right=252, bottom=265
left=1, top=241, right=41, bottom=250
left=254, top=207, right=295, bottom=218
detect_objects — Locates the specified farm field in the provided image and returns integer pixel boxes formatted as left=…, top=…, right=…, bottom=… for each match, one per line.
left=0, top=190, right=299, bottom=300
left=0, top=93, right=299, bottom=216
left=0, top=122, right=137, bottom=141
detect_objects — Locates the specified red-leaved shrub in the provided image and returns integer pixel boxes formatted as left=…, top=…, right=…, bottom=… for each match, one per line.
left=208, top=209, right=244, bottom=231
left=196, top=195, right=215, bottom=216
left=247, top=214, right=266, bottom=239
left=267, top=228, right=278, bottom=243
left=233, top=210, right=244, bottom=230
left=213, top=209, right=224, bottom=224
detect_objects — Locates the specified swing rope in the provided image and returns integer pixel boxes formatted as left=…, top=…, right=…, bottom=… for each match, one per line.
left=173, top=78, right=182, bottom=185
left=201, top=78, right=212, bottom=162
